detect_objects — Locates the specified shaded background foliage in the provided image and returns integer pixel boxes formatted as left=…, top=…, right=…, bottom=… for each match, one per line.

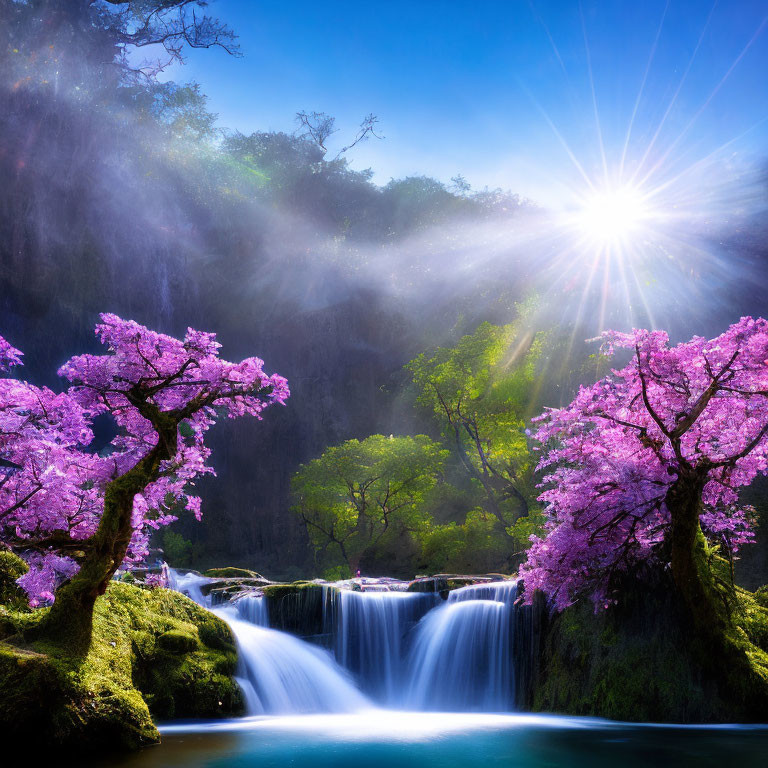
left=1, top=0, right=767, bottom=580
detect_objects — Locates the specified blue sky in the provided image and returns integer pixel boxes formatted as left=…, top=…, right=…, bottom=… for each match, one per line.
left=163, top=0, right=768, bottom=206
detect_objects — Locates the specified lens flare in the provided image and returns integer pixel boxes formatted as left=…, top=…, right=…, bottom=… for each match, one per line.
left=575, top=185, right=652, bottom=247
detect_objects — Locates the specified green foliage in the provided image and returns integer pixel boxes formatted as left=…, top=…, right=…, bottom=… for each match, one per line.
left=406, top=307, right=544, bottom=530
left=324, top=564, right=352, bottom=581
left=507, top=509, right=547, bottom=552
left=292, top=312, right=551, bottom=577
left=292, top=434, right=448, bottom=572
left=419, top=509, right=510, bottom=574
left=162, top=530, right=195, bottom=567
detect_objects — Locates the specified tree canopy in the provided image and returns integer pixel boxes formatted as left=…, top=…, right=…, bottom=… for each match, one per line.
left=292, top=434, right=447, bottom=575
left=522, top=317, right=768, bottom=613
left=0, top=314, right=287, bottom=640
left=407, top=315, right=544, bottom=532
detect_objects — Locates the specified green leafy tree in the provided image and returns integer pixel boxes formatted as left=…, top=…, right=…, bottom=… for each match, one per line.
left=292, top=435, right=448, bottom=573
left=161, top=529, right=204, bottom=568
left=419, top=508, right=510, bottom=574
left=406, top=313, right=544, bottom=533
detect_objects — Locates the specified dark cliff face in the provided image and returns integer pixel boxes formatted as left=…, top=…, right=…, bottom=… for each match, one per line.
left=197, top=292, right=416, bottom=574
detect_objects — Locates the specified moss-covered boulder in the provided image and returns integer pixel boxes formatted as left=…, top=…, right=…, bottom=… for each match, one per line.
left=156, top=629, right=200, bottom=654
left=0, top=581, right=244, bottom=752
left=532, top=577, right=768, bottom=723
left=0, top=550, right=30, bottom=610
left=203, top=567, right=264, bottom=579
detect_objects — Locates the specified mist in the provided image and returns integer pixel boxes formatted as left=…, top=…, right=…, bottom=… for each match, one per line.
left=2, top=0, right=767, bottom=577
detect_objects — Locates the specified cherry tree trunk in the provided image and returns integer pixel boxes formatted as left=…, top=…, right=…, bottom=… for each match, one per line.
left=665, top=470, right=768, bottom=715
left=665, top=471, right=725, bottom=637
left=38, top=415, right=176, bottom=650
left=37, top=477, right=138, bottom=650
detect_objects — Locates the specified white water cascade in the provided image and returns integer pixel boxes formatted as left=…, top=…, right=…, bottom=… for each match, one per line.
left=167, top=568, right=211, bottom=606
left=217, top=606, right=370, bottom=715
left=447, top=580, right=519, bottom=608
left=235, top=593, right=269, bottom=626
left=333, top=590, right=438, bottom=704
left=167, top=569, right=526, bottom=714
left=168, top=569, right=371, bottom=716
left=404, top=582, right=517, bottom=711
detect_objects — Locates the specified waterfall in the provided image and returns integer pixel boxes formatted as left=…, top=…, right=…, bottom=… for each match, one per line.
left=447, top=580, right=519, bottom=608
left=333, top=590, right=438, bottom=703
left=165, top=567, right=531, bottom=714
left=166, top=568, right=372, bottom=715
left=167, top=568, right=211, bottom=607
left=217, top=606, right=371, bottom=715
left=236, top=593, right=269, bottom=626
left=405, top=582, right=517, bottom=711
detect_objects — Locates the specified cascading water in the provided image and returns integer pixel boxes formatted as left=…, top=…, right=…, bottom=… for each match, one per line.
left=447, top=580, right=519, bottom=608
left=167, top=568, right=211, bottom=607
left=333, top=590, right=438, bottom=703
left=236, top=593, right=269, bottom=626
left=404, top=582, right=517, bottom=711
left=217, top=606, right=370, bottom=715
left=167, top=568, right=530, bottom=714
left=167, top=569, right=371, bottom=715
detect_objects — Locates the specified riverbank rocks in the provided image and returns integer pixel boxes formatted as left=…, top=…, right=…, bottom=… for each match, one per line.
left=407, top=574, right=503, bottom=598
left=200, top=577, right=272, bottom=605
left=0, top=571, right=244, bottom=753
left=408, top=576, right=450, bottom=596
left=203, top=567, right=265, bottom=579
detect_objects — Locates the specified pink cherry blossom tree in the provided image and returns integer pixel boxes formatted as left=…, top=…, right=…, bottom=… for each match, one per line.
left=0, top=314, right=288, bottom=646
left=522, top=317, right=768, bottom=640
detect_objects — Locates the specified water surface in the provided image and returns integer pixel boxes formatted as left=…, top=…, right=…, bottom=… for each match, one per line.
left=108, top=712, right=768, bottom=768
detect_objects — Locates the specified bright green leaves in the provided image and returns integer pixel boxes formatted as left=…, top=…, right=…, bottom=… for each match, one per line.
left=291, top=434, right=448, bottom=571
left=406, top=309, right=544, bottom=529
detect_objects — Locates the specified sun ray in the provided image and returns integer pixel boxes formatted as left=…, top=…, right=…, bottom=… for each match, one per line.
left=579, top=2, right=609, bottom=185
left=642, top=116, right=768, bottom=201
left=636, top=13, right=768, bottom=189
left=619, top=0, right=670, bottom=178
left=518, top=81, right=598, bottom=192
left=629, top=0, right=719, bottom=186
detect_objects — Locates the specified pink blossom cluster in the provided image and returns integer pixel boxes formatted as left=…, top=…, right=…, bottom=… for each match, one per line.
left=522, top=317, right=768, bottom=610
left=0, top=314, right=288, bottom=603
left=0, top=337, right=22, bottom=371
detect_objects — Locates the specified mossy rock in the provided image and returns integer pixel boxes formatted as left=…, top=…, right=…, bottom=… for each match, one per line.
left=407, top=576, right=449, bottom=594
left=445, top=576, right=488, bottom=590
left=753, top=585, right=768, bottom=610
left=0, top=581, right=244, bottom=751
left=203, top=567, right=264, bottom=579
left=156, top=629, right=199, bottom=654
left=0, top=600, right=158, bottom=752
left=199, top=577, right=271, bottom=601
left=532, top=575, right=768, bottom=723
